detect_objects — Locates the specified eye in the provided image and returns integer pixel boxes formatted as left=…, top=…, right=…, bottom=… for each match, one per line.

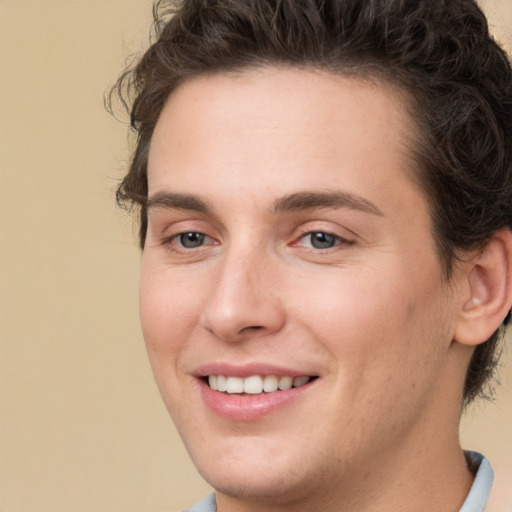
left=160, top=229, right=218, bottom=258
left=176, top=232, right=207, bottom=248
left=300, top=231, right=344, bottom=249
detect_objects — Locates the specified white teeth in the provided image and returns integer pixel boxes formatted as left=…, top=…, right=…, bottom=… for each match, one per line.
left=243, top=375, right=263, bottom=394
left=278, top=376, right=293, bottom=391
left=216, top=375, right=227, bottom=392
left=225, top=376, right=244, bottom=393
left=263, top=375, right=279, bottom=392
left=207, top=374, right=312, bottom=394
left=293, top=376, right=310, bottom=387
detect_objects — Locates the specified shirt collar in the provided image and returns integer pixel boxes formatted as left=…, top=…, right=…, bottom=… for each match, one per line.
left=459, top=451, right=494, bottom=512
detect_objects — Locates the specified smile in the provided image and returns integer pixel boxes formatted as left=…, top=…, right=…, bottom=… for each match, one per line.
left=207, top=375, right=313, bottom=394
left=200, top=372, right=319, bottom=421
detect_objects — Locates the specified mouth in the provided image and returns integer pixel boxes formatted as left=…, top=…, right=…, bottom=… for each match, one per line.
left=204, top=374, right=318, bottom=395
left=198, top=367, right=320, bottom=420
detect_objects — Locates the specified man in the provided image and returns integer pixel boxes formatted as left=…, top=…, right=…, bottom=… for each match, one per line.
left=112, top=0, right=512, bottom=510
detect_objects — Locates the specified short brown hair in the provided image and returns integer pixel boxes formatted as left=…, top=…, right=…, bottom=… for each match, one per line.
left=110, top=0, right=512, bottom=404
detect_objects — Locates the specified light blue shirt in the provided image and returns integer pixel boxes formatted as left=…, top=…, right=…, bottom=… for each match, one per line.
left=184, top=452, right=494, bottom=512
left=460, top=452, right=494, bottom=512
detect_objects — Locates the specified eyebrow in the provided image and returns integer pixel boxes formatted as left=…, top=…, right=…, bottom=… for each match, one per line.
left=146, top=190, right=383, bottom=217
left=272, top=191, right=383, bottom=216
left=146, top=192, right=209, bottom=212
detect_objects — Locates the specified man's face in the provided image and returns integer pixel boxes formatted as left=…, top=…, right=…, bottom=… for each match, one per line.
left=140, top=68, right=465, bottom=505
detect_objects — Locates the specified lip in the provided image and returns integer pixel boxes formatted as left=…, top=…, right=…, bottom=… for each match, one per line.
left=194, top=362, right=316, bottom=379
left=194, top=363, right=319, bottom=421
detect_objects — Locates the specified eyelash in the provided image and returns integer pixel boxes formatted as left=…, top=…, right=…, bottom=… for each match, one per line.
left=162, top=232, right=217, bottom=252
left=293, top=230, right=354, bottom=251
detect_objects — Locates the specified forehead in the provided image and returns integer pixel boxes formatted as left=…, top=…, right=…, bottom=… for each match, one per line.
left=148, top=67, right=420, bottom=211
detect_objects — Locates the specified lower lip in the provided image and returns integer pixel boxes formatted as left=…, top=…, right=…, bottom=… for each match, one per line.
left=199, top=380, right=315, bottom=421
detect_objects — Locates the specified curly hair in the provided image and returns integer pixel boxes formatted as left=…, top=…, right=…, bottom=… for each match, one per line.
left=109, top=0, right=512, bottom=405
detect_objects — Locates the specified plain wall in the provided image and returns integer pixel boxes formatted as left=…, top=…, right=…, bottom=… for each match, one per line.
left=0, top=0, right=510, bottom=510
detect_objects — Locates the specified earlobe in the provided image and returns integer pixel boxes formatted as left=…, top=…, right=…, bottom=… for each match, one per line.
left=454, top=228, right=512, bottom=346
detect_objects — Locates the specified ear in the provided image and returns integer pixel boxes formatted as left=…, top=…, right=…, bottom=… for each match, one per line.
left=454, top=227, right=512, bottom=346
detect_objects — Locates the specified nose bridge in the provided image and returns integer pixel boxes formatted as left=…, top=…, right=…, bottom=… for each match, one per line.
left=201, top=237, right=284, bottom=341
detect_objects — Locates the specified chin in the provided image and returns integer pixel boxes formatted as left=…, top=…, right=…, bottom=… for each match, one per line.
left=198, top=462, right=310, bottom=504
left=185, top=435, right=332, bottom=505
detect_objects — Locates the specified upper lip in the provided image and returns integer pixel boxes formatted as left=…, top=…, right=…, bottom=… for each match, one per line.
left=194, top=362, right=318, bottom=378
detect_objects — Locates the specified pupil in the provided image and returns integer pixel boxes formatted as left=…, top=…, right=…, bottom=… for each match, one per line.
left=311, top=232, right=335, bottom=249
left=180, top=232, right=204, bottom=248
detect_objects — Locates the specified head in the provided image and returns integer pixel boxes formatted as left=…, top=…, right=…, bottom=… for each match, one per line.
left=112, top=0, right=512, bottom=406
left=112, top=2, right=512, bottom=508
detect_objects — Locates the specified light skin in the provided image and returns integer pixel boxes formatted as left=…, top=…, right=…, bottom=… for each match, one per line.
left=140, top=67, right=512, bottom=512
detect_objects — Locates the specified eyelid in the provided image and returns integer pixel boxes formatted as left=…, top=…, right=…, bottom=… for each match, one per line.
left=155, top=217, right=221, bottom=255
left=163, top=230, right=217, bottom=248
left=291, top=223, right=356, bottom=246
left=152, top=215, right=216, bottom=239
left=294, top=230, right=353, bottom=249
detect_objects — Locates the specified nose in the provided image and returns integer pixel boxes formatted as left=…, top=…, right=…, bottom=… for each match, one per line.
left=200, top=246, right=286, bottom=342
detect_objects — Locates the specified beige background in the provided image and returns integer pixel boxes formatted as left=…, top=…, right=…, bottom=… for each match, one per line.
left=0, top=1, right=511, bottom=511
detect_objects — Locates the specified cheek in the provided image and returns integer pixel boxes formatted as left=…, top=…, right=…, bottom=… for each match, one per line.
left=290, top=263, right=449, bottom=388
left=138, top=261, right=211, bottom=434
left=294, top=267, right=452, bottom=447
left=138, top=259, right=206, bottom=393
left=139, top=258, right=203, bottom=340
left=290, top=265, right=412, bottom=344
